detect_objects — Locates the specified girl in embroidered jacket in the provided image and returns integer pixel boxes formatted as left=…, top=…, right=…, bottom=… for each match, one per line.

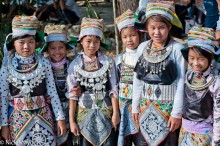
left=115, top=9, right=142, bottom=146
left=132, top=1, right=186, bottom=146
left=0, top=15, right=66, bottom=146
left=178, top=26, right=220, bottom=146
left=67, top=17, right=120, bottom=146
left=42, top=24, right=81, bottom=146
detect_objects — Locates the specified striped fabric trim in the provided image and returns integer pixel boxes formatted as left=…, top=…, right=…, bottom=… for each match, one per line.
left=79, top=27, right=103, bottom=40
left=117, top=18, right=136, bottom=32
left=145, top=10, right=173, bottom=21
left=12, top=29, right=36, bottom=38
left=44, top=34, right=67, bottom=42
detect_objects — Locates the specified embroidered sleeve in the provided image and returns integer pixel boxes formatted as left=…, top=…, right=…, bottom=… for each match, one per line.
left=170, top=43, right=186, bottom=119
left=132, top=72, right=144, bottom=113
left=211, top=78, right=220, bottom=145
left=67, top=60, right=79, bottom=100
left=0, top=66, right=9, bottom=126
left=43, top=58, right=65, bottom=121
left=108, top=58, right=118, bottom=98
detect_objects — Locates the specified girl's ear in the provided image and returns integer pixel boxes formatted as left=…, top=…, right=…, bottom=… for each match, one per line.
left=168, top=25, right=172, bottom=31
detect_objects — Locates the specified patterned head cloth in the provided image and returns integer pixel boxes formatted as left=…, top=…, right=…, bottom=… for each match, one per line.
left=115, top=9, right=136, bottom=32
left=41, top=24, right=78, bottom=54
left=187, top=26, right=220, bottom=55
left=145, top=1, right=182, bottom=29
left=78, top=17, right=104, bottom=40
left=44, top=24, right=67, bottom=43
left=12, top=15, right=39, bottom=38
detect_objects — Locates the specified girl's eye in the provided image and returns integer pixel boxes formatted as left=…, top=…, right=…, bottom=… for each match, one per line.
left=18, top=41, right=24, bottom=44
left=199, top=58, right=206, bottom=61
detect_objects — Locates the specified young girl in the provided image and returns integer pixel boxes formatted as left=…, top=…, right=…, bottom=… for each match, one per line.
left=67, top=17, right=120, bottom=146
left=115, top=9, right=142, bottom=146
left=132, top=1, right=186, bottom=145
left=42, top=24, right=80, bottom=146
left=0, top=15, right=66, bottom=146
left=178, top=26, right=220, bottom=146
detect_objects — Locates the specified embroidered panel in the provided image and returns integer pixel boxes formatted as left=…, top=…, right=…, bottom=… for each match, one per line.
left=119, top=83, right=133, bottom=99
left=9, top=106, right=55, bottom=146
left=9, top=108, right=32, bottom=140
left=178, top=127, right=212, bottom=146
left=143, top=83, right=177, bottom=101
left=140, top=100, right=173, bottom=120
left=120, top=65, right=134, bottom=84
left=84, top=58, right=99, bottom=72
left=78, top=109, right=112, bottom=146
left=139, top=104, right=169, bottom=146
left=14, top=96, right=46, bottom=110
left=78, top=93, right=112, bottom=109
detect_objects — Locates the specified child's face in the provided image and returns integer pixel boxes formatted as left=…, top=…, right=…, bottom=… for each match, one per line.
left=81, top=35, right=101, bottom=58
left=121, top=27, right=140, bottom=50
left=47, top=41, right=67, bottom=62
left=147, top=19, right=171, bottom=45
left=14, top=36, right=36, bottom=57
left=188, top=49, right=209, bottom=72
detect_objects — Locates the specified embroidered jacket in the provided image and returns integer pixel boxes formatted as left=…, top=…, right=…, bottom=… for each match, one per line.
left=67, top=51, right=118, bottom=105
left=184, top=68, right=220, bottom=145
left=0, top=53, right=65, bottom=126
left=132, top=40, right=186, bottom=119
left=115, top=47, right=143, bottom=99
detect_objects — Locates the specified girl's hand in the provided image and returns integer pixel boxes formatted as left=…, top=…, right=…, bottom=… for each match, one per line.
left=112, top=112, right=120, bottom=131
left=45, top=96, right=51, bottom=104
left=1, top=126, right=11, bottom=141
left=57, top=120, right=66, bottom=136
left=70, top=121, right=80, bottom=136
left=168, top=116, right=181, bottom=132
left=215, top=30, right=220, bottom=47
left=132, top=113, right=139, bottom=125
left=70, top=86, right=81, bottom=97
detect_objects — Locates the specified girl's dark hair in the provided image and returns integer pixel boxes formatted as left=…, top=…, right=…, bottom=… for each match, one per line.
left=146, top=15, right=172, bottom=29
left=81, top=35, right=101, bottom=40
left=189, top=47, right=213, bottom=65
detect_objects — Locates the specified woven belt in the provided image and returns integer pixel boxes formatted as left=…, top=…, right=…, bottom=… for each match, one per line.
left=143, top=83, right=177, bottom=101
left=13, top=95, right=46, bottom=110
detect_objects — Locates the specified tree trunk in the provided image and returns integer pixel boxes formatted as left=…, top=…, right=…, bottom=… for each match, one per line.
left=117, top=0, right=139, bottom=15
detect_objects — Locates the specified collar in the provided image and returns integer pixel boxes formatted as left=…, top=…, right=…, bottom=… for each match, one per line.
left=14, top=53, right=35, bottom=64
left=80, top=51, right=101, bottom=61
left=50, top=57, right=67, bottom=68
left=193, top=67, right=211, bottom=77
left=125, top=48, right=138, bottom=53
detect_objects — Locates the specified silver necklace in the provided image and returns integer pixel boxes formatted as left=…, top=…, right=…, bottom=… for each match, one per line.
left=142, top=40, right=173, bottom=74
left=185, top=71, right=215, bottom=91
left=7, top=54, right=46, bottom=98
left=74, top=54, right=113, bottom=99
